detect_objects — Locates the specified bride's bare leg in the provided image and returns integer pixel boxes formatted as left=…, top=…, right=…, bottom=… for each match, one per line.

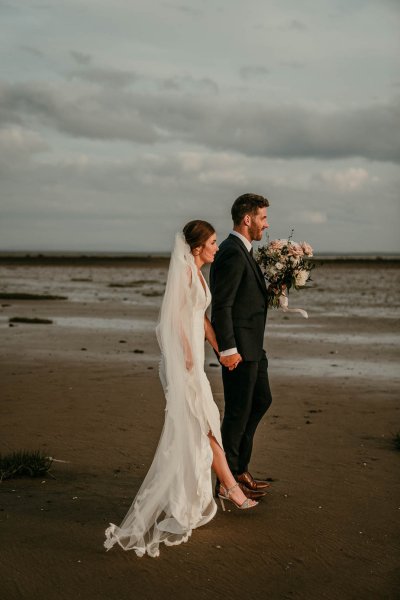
left=208, top=433, right=256, bottom=507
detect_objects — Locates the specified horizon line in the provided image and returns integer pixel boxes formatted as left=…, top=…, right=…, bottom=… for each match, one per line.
left=0, top=250, right=399, bottom=261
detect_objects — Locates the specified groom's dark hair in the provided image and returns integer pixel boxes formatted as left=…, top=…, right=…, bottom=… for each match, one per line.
left=231, top=193, right=269, bottom=226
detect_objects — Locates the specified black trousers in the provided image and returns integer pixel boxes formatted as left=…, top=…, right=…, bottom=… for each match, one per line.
left=221, top=352, right=272, bottom=475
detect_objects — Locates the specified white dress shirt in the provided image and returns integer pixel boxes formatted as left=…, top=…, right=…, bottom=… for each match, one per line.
left=219, top=231, right=253, bottom=357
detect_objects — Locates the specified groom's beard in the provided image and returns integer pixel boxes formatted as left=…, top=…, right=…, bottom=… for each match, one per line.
left=250, top=230, right=264, bottom=242
left=248, top=223, right=266, bottom=242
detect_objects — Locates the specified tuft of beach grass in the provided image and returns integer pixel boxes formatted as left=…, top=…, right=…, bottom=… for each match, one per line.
left=108, top=280, right=159, bottom=288
left=142, top=290, right=163, bottom=297
left=9, top=317, right=53, bottom=324
left=0, top=293, right=67, bottom=300
left=0, top=450, right=53, bottom=481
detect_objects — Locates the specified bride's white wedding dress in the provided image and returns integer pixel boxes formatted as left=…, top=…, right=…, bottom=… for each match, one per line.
left=104, top=233, right=223, bottom=557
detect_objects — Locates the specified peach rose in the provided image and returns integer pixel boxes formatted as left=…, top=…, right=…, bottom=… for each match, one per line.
left=300, top=241, right=313, bottom=256
left=287, top=242, right=304, bottom=257
left=268, top=239, right=286, bottom=252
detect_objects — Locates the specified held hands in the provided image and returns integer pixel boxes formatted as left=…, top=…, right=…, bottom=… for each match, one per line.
left=219, top=352, right=242, bottom=371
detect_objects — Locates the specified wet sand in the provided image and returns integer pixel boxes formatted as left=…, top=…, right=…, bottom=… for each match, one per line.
left=0, top=260, right=399, bottom=600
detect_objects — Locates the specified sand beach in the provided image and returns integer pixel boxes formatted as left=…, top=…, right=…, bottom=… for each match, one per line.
left=0, top=258, right=399, bottom=600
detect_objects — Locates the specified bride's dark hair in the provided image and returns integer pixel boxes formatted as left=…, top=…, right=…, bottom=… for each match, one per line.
left=183, top=220, right=215, bottom=251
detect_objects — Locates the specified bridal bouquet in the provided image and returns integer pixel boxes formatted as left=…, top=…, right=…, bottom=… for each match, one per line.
left=255, top=234, right=314, bottom=317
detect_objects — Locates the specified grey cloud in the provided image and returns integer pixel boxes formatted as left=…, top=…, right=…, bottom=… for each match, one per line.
left=161, top=78, right=180, bottom=91
left=1, top=80, right=399, bottom=163
left=287, top=19, right=308, bottom=31
left=70, top=50, right=92, bottom=65
left=0, top=1, right=18, bottom=13
left=0, top=126, right=49, bottom=175
left=239, top=66, right=270, bottom=80
left=68, top=63, right=216, bottom=93
left=0, top=152, right=235, bottom=229
left=175, top=5, right=203, bottom=17
left=163, top=2, right=204, bottom=17
left=67, top=66, right=138, bottom=88
left=280, top=60, right=304, bottom=69
left=136, top=94, right=400, bottom=164
left=2, top=149, right=398, bottom=253
left=160, top=75, right=218, bottom=94
left=20, top=45, right=44, bottom=58
left=0, top=81, right=160, bottom=143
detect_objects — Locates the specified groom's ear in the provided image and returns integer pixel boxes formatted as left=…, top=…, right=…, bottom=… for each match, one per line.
left=243, top=214, right=251, bottom=226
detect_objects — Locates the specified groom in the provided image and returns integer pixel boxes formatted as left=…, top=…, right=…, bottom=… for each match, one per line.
left=210, top=193, right=272, bottom=500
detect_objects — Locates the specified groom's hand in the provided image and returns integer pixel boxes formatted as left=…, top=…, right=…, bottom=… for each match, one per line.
left=220, top=353, right=242, bottom=370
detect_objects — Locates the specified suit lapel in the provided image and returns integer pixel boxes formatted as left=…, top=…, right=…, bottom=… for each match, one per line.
left=228, top=234, right=267, bottom=295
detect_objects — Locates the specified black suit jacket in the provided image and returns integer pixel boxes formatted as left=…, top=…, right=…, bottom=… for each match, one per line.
left=210, top=234, right=268, bottom=362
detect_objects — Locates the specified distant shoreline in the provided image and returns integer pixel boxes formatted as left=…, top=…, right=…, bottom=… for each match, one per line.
left=0, top=253, right=399, bottom=266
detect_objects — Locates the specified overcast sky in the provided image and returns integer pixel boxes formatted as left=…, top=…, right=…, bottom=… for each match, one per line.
left=0, top=0, right=399, bottom=253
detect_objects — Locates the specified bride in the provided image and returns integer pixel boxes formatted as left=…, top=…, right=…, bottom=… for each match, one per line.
left=104, top=220, right=257, bottom=558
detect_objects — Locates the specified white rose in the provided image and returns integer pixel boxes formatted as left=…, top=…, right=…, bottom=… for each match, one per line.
left=275, top=262, right=284, bottom=270
left=295, top=270, right=309, bottom=287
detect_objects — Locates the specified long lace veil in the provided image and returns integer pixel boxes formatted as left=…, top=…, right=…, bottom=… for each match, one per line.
left=104, top=233, right=215, bottom=557
left=157, top=232, right=194, bottom=395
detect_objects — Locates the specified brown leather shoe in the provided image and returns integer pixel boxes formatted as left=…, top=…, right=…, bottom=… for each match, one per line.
left=237, top=482, right=267, bottom=500
left=237, top=471, right=271, bottom=491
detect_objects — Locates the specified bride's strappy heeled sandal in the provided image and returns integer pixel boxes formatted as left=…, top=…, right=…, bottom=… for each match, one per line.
left=218, top=482, right=258, bottom=511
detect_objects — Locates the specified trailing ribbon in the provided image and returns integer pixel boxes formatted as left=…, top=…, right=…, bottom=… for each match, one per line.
left=278, top=292, right=308, bottom=319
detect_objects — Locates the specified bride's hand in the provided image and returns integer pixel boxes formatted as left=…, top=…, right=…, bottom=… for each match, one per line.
left=185, top=356, right=194, bottom=371
left=220, top=353, right=242, bottom=370
left=229, top=356, right=242, bottom=371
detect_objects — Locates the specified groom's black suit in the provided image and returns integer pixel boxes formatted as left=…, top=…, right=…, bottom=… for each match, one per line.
left=210, top=233, right=272, bottom=475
